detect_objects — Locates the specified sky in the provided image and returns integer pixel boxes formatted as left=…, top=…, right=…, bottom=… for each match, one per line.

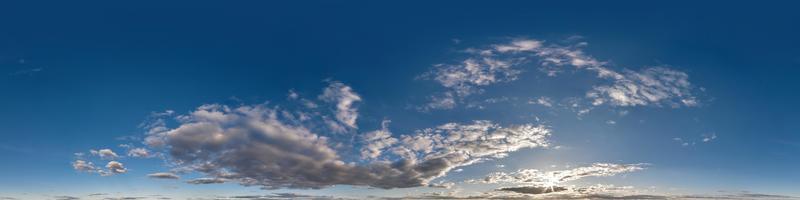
left=1, top=1, right=800, bottom=200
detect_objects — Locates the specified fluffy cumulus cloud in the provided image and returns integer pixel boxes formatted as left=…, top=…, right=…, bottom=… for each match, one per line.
left=127, top=147, right=151, bottom=158
left=113, top=82, right=553, bottom=190
left=72, top=160, right=98, bottom=172
left=90, top=149, right=119, bottom=160
left=146, top=102, right=550, bottom=189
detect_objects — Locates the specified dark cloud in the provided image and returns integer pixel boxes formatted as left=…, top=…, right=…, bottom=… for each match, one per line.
left=186, top=177, right=226, bottom=184
left=498, top=186, right=567, bottom=195
left=147, top=172, right=180, bottom=179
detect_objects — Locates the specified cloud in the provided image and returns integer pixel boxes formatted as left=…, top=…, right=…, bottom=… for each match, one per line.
left=419, top=37, right=700, bottom=111
left=186, top=177, right=226, bottom=184
left=419, top=56, right=522, bottom=110
left=8, top=67, right=43, bottom=76
left=468, top=163, right=646, bottom=185
left=90, top=149, right=119, bottom=160
left=147, top=172, right=180, bottom=179
left=72, top=160, right=97, bottom=172
left=587, top=67, right=697, bottom=107
left=126, top=80, right=551, bottom=190
left=319, top=81, right=362, bottom=129
left=530, top=97, right=554, bottom=107
left=702, top=133, right=717, bottom=142
left=225, top=193, right=338, bottom=200
left=72, top=159, right=127, bottom=176
left=105, top=161, right=128, bottom=175
left=419, top=38, right=606, bottom=110
left=494, top=39, right=542, bottom=53
left=498, top=186, right=567, bottom=195
left=53, top=196, right=80, bottom=200
left=674, top=133, right=717, bottom=147
left=359, top=120, right=397, bottom=160
left=127, top=148, right=151, bottom=158
left=149, top=101, right=550, bottom=189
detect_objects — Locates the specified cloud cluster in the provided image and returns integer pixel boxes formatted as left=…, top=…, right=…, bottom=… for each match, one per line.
left=72, top=159, right=128, bottom=176
left=397, top=190, right=800, bottom=200
left=109, top=82, right=552, bottom=190
left=90, top=149, right=119, bottom=160
left=419, top=57, right=522, bottom=110
left=72, top=148, right=129, bottom=176
left=420, top=38, right=699, bottom=110
left=587, top=67, right=697, bottom=107
left=150, top=102, right=549, bottom=189
left=127, top=148, right=151, bottom=158
left=468, top=163, right=646, bottom=185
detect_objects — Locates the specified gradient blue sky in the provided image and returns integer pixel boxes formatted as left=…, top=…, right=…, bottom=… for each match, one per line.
left=1, top=1, right=799, bottom=200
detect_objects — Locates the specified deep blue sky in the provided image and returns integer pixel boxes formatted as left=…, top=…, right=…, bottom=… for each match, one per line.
left=1, top=1, right=799, bottom=199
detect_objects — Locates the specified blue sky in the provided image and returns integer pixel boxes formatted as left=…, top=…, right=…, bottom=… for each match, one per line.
left=1, top=1, right=799, bottom=200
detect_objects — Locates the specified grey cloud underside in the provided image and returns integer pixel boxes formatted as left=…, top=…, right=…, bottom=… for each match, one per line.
left=498, top=186, right=568, bottom=195
left=147, top=172, right=180, bottom=179
left=119, top=81, right=552, bottom=190
left=146, top=102, right=551, bottom=189
left=469, top=163, right=646, bottom=185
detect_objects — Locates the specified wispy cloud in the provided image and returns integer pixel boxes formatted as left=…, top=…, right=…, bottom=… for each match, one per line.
left=467, top=163, right=646, bottom=185
left=418, top=37, right=701, bottom=111
left=8, top=67, right=43, bottom=76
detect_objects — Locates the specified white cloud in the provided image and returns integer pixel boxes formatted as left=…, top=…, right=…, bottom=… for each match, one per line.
left=468, top=163, right=646, bottom=185
left=186, top=177, right=226, bottom=184
left=420, top=37, right=700, bottom=110
left=360, top=120, right=398, bottom=160
left=702, top=133, right=717, bottom=142
left=72, top=158, right=128, bottom=176
left=90, top=149, right=119, bottom=160
left=587, top=67, right=697, bottom=107
left=72, top=160, right=97, bottom=172
left=319, top=81, right=362, bottom=129
left=105, top=161, right=127, bottom=175
left=127, top=148, right=151, bottom=158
